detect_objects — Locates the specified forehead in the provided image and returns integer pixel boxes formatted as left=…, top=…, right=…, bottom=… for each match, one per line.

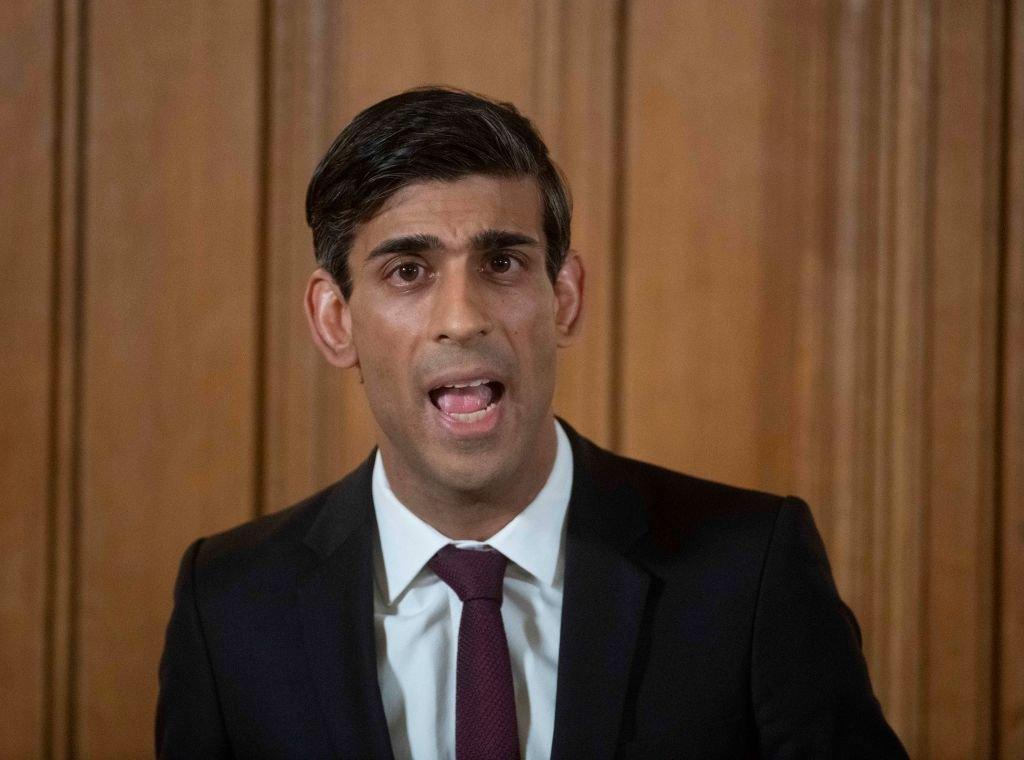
left=352, top=175, right=544, bottom=256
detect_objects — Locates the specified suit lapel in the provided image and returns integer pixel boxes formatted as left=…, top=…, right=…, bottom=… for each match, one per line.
left=550, top=427, right=652, bottom=760
left=292, top=427, right=650, bottom=759
left=297, top=458, right=395, bottom=760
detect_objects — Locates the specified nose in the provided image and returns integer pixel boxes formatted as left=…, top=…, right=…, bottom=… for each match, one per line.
left=430, top=267, right=492, bottom=344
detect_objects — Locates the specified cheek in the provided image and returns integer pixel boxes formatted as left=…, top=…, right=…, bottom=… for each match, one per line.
left=350, top=307, right=418, bottom=381
left=497, top=281, right=558, bottom=329
left=503, top=294, right=560, bottom=368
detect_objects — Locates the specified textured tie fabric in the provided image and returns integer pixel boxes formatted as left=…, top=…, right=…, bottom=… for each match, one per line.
left=428, top=545, right=520, bottom=760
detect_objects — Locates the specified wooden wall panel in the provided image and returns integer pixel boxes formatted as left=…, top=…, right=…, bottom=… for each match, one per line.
left=0, top=2, right=55, bottom=755
left=924, top=2, right=1003, bottom=755
left=263, top=0, right=337, bottom=512
left=533, top=0, right=619, bottom=449
left=757, top=3, right=915, bottom=732
left=865, top=0, right=934, bottom=746
left=49, top=2, right=84, bottom=754
left=74, top=2, right=261, bottom=755
left=999, top=0, right=1023, bottom=755
left=1, top=1, right=1019, bottom=756
left=621, top=0, right=769, bottom=487
left=263, top=0, right=620, bottom=510
left=621, top=1, right=1009, bottom=756
left=757, top=0, right=834, bottom=518
left=755, top=2, right=939, bottom=749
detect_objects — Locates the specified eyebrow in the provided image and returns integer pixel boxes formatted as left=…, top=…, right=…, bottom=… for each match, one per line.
left=364, top=229, right=541, bottom=264
left=470, top=229, right=541, bottom=251
left=365, top=233, right=444, bottom=262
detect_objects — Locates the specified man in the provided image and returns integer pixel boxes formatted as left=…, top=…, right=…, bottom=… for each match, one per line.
left=157, top=87, right=907, bottom=759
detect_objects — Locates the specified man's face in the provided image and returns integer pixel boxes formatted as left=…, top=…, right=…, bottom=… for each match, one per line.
left=309, top=175, right=582, bottom=500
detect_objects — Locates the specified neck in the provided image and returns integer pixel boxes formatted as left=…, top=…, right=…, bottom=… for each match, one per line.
left=379, top=419, right=558, bottom=541
left=405, top=503, right=522, bottom=542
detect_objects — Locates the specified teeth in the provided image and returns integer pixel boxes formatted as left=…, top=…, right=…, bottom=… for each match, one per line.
left=448, top=403, right=496, bottom=423
left=442, top=378, right=490, bottom=389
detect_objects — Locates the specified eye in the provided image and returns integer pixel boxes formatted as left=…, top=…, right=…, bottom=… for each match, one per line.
left=484, top=252, right=522, bottom=275
left=385, top=261, right=428, bottom=285
left=396, top=263, right=421, bottom=281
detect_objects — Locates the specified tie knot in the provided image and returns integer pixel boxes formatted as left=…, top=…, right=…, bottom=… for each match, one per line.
left=428, top=545, right=508, bottom=602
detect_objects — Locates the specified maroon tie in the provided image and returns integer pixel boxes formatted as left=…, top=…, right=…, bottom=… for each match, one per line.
left=428, top=545, right=520, bottom=760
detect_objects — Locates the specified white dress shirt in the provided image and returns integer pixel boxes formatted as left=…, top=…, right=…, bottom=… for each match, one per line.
left=372, top=420, right=573, bottom=760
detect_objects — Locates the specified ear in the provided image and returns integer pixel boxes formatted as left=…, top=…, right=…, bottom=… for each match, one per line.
left=305, top=268, right=359, bottom=368
left=553, top=253, right=584, bottom=347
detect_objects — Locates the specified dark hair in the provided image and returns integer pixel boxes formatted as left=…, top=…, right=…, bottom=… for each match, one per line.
left=305, top=87, right=572, bottom=297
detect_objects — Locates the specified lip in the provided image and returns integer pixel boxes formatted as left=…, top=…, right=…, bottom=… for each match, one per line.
left=422, top=367, right=508, bottom=392
left=432, top=395, right=503, bottom=438
left=423, top=368, right=508, bottom=439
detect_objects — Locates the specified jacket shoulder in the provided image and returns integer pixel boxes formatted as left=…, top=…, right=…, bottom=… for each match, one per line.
left=607, top=447, right=781, bottom=513
left=187, top=457, right=373, bottom=597
left=196, top=485, right=328, bottom=562
left=573, top=428, right=784, bottom=513
left=564, top=423, right=794, bottom=561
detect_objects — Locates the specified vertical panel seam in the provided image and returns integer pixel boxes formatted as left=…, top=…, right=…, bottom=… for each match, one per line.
left=880, top=1, right=906, bottom=739
left=253, top=0, right=273, bottom=518
left=313, top=0, right=331, bottom=486
left=919, top=0, right=939, bottom=752
left=65, top=0, right=90, bottom=755
left=608, top=0, right=629, bottom=451
left=990, top=0, right=1014, bottom=755
left=530, top=0, right=542, bottom=118
left=43, top=0, right=67, bottom=755
left=559, top=0, right=569, bottom=148
left=874, top=0, right=896, bottom=714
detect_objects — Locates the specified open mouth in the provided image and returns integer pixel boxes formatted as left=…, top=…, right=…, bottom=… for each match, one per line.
left=428, top=379, right=506, bottom=423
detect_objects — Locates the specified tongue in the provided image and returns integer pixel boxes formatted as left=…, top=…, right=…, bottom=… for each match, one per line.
left=434, top=384, right=493, bottom=415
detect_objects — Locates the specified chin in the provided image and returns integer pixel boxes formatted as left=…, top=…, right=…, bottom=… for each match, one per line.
left=430, top=453, right=510, bottom=496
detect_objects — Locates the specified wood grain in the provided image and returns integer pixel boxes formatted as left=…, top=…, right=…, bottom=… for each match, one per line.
left=869, top=1, right=933, bottom=749
left=49, top=2, right=84, bottom=755
left=999, top=0, right=1023, bottom=755
left=532, top=0, right=619, bottom=448
left=1, top=1, right=1020, bottom=756
left=74, top=2, right=261, bottom=754
left=0, top=1, right=55, bottom=755
left=924, top=1, right=1002, bottom=755
left=621, top=0, right=768, bottom=487
left=262, top=0, right=338, bottom=512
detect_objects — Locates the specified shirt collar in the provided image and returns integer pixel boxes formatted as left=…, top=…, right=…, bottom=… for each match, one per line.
left=372, top=419, right=573, bottom=605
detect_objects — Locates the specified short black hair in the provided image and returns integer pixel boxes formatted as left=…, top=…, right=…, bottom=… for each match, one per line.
left=305, top=87, right=572, bottom=297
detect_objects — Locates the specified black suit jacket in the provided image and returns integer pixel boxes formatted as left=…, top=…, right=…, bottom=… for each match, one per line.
left=157, top=422, right=907, bottom=758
